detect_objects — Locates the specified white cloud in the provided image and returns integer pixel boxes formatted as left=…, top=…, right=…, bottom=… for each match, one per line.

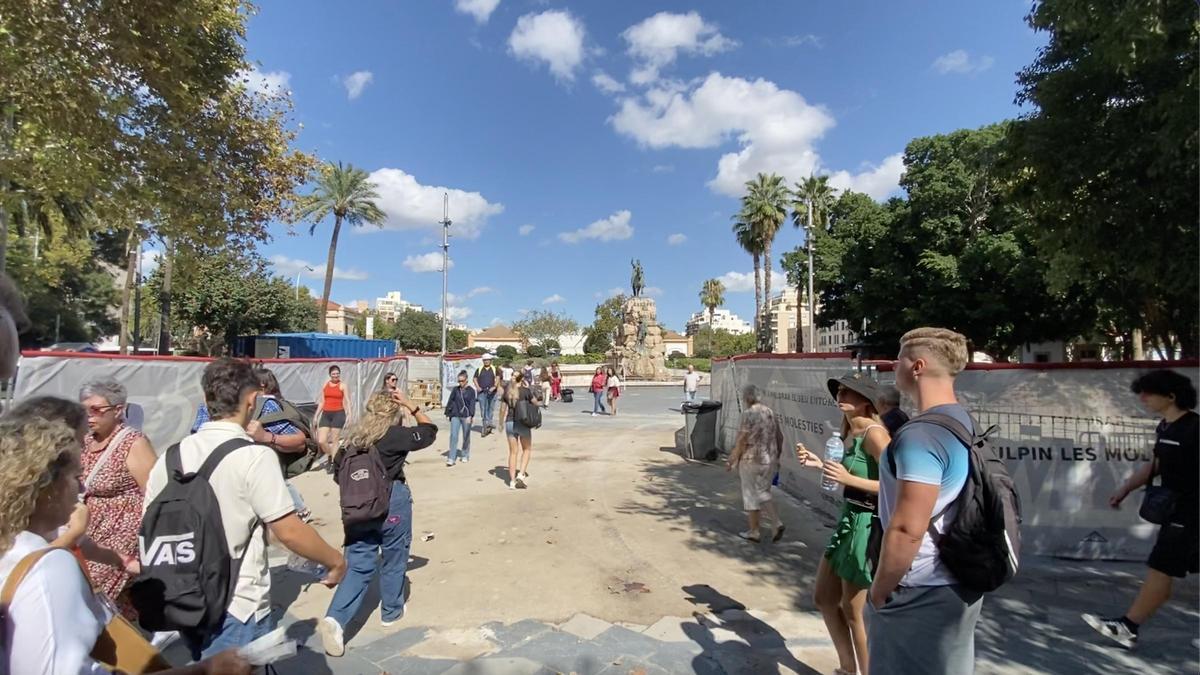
left=454, top=0, right=500, bottom=24
left=446, top=306, right=473, bottom=321
left=402, top=252, right=453, bottom=273
left=651, top=164, right=674, bottom=173
left=610, top=72, right=904, bottom=198
left=467, top=286, right=494, bottom=298
left=644, top=286, right=664, bottom=297
left=667, top=233, right=687, bottom=245
left=622, top=11, right=736, bottom=85
left=508, top=10, right=587, bottom=82
left=542, top=294, right=565, bottom=304
left=558, top=210, right=634, bottom=244
left=827, top=153, right=905, bottom=201
left=270, top=254, right=369, bottom=281
left=594, top=287, right=624, bottom=300
left=932, top=50, right=994, bottom=75
left=235, top=66, right=291, bottom=98
left=777, top=34, right=822, bottom=48
left=592, top=70, right=626, bottom=94
left=490, top=317, right=503, bottom=326
left=518, top=224, right=536, bottom=236
left=367, top=168, right=504, bottom=239
left=342, top=71, right=374, bottom=100
left=718, top=270, right=786, bottom=293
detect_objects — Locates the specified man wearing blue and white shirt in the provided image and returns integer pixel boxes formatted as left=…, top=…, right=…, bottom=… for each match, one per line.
left=868, top=327, right=982, bottom=674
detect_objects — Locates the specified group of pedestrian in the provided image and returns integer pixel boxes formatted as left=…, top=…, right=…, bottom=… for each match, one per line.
left=589, top=366, right=622, bottom=416
left=729, top=326, right=1198, bottom=674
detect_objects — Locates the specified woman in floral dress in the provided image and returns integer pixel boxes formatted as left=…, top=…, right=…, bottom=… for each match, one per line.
left=79, top=379, right=157, bottom=618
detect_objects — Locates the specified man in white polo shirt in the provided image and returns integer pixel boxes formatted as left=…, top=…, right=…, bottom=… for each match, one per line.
left=144, top=358, right=347, bottom=660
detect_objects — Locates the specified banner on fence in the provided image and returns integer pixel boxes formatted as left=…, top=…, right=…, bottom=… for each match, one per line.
left=13, top=353, right=408, bottom=452
left=712, top=355, right=1200, bottom=560
left=441, top=356, right=484, bottom=406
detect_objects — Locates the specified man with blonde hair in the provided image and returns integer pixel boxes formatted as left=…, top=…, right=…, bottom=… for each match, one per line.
left=867, top=327, right=982, bottom=674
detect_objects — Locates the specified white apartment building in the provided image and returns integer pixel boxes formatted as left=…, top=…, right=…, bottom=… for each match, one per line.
left=686, top=308, right=753, bottom=336
left=765, top=287, right=800, bottom=354
left=375, top=291, right=424, bottom=321
left=817, top=318, right=859, bottom=353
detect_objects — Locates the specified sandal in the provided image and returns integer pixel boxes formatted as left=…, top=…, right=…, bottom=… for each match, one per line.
left=772, top=524, right=786, bottom=542
left=737, top=530, right=761, bottom=543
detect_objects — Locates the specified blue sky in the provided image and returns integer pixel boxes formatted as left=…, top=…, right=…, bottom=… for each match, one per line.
left=221, top=0, right=1041, bottom=332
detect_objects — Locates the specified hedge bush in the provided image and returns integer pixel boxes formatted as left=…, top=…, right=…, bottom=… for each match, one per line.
left=667, top=357, right=711, bottom=373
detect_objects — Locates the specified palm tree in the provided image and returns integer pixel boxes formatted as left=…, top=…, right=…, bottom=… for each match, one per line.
left=699, top=278, right=725, bottom=355
left=740, top=173, right=790, bottom=351
left=296, top=161, right=386, bottom=333
left=732, top=216, right=764, bottom=345
left=791, top=174, right=836, bottom=351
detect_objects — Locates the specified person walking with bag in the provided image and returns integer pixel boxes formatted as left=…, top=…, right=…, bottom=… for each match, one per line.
left=474, top=355, right=501, bottom=436
left=590, top=367, right=608, bottom=417
left=321, top=390, right=437, bottom=656
left=538, top=367, right=552, bottom=407
left=725, top=385, right=785, bottom=543
left=796, top=374, right=890, bottom=675
left=78, top=379, right=158, bottom=620
left=1084, top=370, right=1198, bottom=650
left=498, top=374, right=540, bottom=490
left=445, top=370, right=477, bottom=466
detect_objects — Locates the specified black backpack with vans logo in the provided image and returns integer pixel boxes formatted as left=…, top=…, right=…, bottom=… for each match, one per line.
left=129, top=439, right=254, bottom=638
left=335, top=443, right=392, bottom=525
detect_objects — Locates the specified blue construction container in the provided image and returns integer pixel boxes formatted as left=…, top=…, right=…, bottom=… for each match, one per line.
left=235, top=333, right=396, bottom=359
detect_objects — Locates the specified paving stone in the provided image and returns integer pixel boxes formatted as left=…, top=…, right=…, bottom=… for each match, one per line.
left=374, top=656, right=459, bottom=675
left=559, top=612, right=615, bottom=640
left=350, top=626, right=431, bottom=665
left=641, top=616, right=695, bottom=643
left=506, top=629, right=620, bottom=675
left=646, top=647, right=724, bottom=675
left=323, top=652, right=389, bottom=675
left=709, top=643, right=807, bottom=675
left=439, top=656, right=556, bottom=675
left=480, top=619, right=553, bottom=649
left=591, top=625, right=666, bottom=659
left=596, top=659, right=672, bottom=675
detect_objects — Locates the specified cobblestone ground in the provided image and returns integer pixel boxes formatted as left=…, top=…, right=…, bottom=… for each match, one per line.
left=178, top=387, right=1197, bottom=674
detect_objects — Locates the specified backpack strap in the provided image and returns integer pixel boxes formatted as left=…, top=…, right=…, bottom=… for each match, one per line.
left=884, top=412, right=976, bottom=544
left=165, top=443, right=184, bottom=481
left=0, top=547, right=64, bottom=608
left=197, top=438, right=254, bottom=481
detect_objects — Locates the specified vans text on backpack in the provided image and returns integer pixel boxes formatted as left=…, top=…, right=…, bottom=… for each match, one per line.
left=868, top=412, right=1022, bottom=593
left=129, top=439, right=256, bottom=640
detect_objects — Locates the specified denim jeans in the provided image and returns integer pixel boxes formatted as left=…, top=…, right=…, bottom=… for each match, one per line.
left=186, top=612, right=277, bottom=660
left=477, top=390, right=497, bottom=428
left=448, top=417, right=472, bottom=462
left=685, top=390, right=697, bottom=403
left=326, top=481, right=413, bottom=628
left=593, top=390, right=607, bottom=414
left=286, top=480, right=307, bottom=513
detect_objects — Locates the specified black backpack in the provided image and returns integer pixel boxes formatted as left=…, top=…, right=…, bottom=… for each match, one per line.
left=129, top=439, right=255, bottom=638
left=253, top=396, right=319, bottom=479
left=871, top=412, right=1022, bottom=593
left=335, top=444, right=392, bottom=525
left=515, top=390, right=542, bottom=428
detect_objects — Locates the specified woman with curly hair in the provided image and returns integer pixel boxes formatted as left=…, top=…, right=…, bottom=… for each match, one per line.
left=320, top=389, right=437, bottom=657
left=0, top=416, right=248, bottom=674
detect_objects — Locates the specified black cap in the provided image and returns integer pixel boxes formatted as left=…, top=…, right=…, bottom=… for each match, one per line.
left=827, top=372, right=881, bottom=406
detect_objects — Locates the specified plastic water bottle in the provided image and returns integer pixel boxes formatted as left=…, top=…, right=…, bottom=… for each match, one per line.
left=286, top=552, right=326, bottom=578
left=822, top=432, right=845, bottom=492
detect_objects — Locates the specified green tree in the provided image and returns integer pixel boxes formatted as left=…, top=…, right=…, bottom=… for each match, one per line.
left=732, top=218, right=763, bottom=344
left=1008, top=0, right=1198, bottom=357
left=390, top=310, right=443, bottom=352
left=693, top=327, right=756, bottom=358
left=495, top=345, right=518, bottom=359
left=698, top=278, right=725, bottom=355
left=790, top=174, right=837, bottom=351
left=584, top=294, right=626, bottom=354
left=448, top=328, right=468, bottom=351
left=5, top=229, right=117, bottom=347
left=297, top=162, right=386, bottom=333
left=513, top=310, right=579, bottom=348
left=739, top=173, right=790, bottom=351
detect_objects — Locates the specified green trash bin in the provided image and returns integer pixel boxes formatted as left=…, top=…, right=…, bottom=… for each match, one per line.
left=682, top=400, right=723, bottom=461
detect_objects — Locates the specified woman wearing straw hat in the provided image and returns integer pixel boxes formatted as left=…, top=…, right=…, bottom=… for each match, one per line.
left=796, top=373, right=890, bottom=675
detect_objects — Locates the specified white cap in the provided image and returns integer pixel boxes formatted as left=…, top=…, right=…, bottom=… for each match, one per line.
left=483, top=353, right=496, bottom=360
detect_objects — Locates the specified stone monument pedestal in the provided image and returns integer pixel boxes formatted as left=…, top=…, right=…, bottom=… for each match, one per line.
left=616, top=297, right=669, bottom=380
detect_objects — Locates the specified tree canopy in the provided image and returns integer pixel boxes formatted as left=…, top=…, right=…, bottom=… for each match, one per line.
left=513, top=310, right=579, bottom=348
left=584, top=294, right=626, bottom=354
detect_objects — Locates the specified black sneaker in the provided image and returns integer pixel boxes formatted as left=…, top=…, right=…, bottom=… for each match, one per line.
left=1082, top=613, right=1137, bottom=649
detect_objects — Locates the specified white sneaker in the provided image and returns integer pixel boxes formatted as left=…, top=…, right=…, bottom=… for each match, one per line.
left=518, top=471, right=530, bottom=483
left=320, top=616, right=345, bottom=657
left=591, top=412, right=598, bottom=417
left=1082, top=613, right=1137, bottom=649
left=507, top=481, right=517, bottom=490
left=381, top=608, right=405, bottom=627
left=461, top=456, right=470, bottom=463
left=446, top=460, right=455, bottom=467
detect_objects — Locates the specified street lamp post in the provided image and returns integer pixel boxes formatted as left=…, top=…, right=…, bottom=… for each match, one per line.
left=294, top=265, right=313, bottom=299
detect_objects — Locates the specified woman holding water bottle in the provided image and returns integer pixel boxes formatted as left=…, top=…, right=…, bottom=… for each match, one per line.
left=725, top=384, right=785, bottom=543
left=796, top=373, right=890, bottom=675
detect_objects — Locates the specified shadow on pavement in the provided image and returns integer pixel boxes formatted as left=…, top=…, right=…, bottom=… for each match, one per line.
left=682, top=584, right=821, bottom=674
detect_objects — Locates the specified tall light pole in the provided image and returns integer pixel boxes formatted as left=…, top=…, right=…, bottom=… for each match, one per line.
left=806, top=199, right=816, bottom=354
left=294, top=265, right=313, bottom=299
left=439, top=193, right=451, bottom=360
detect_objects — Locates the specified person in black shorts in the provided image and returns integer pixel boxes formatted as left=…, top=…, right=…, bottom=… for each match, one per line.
left=1083, top=370, right=1198, bottom=649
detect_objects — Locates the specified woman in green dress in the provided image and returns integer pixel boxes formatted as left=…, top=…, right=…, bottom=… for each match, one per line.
left=797, top=374, right=891, bottom=675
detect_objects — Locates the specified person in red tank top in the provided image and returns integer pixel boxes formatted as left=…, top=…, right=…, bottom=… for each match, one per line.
left=313, top=365, right=352, bottom=462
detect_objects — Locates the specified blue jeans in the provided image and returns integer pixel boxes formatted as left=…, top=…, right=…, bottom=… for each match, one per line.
left=685, top=390, right=697, bottom=403
left=593, top=390, right=607, bottom=414
left=187, top=612, right=277, bottom=660
left=326, top=481, right=413, bottom=627
left=448, top=417, right=472, bottom=462
left=287, top=481, right=307, bottom=513
left=478, top=390, right=497, bottom=429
